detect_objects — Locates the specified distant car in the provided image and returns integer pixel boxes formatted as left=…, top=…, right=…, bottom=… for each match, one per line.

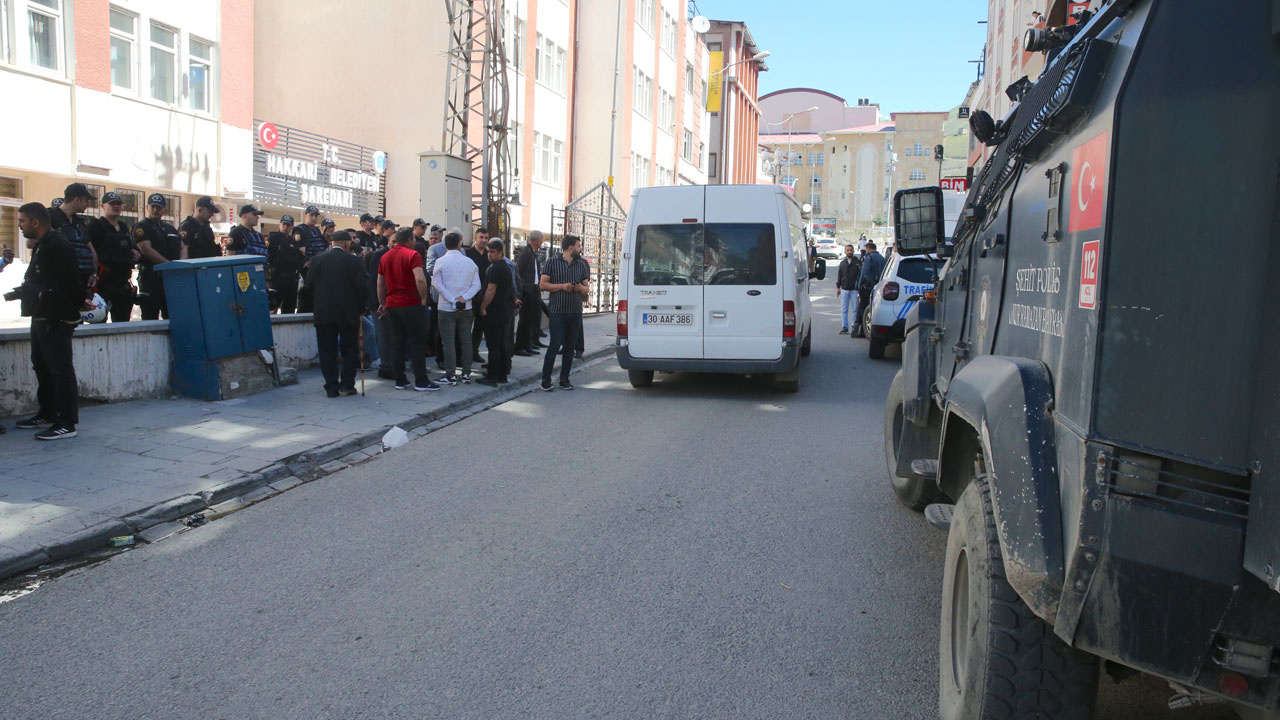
left=814, top=237, right=841, bottom=260
left=864, top=252, right=939, bottom=359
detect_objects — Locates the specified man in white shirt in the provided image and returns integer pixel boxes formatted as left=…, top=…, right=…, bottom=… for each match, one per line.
left=431, top=229, right=481, bottom=384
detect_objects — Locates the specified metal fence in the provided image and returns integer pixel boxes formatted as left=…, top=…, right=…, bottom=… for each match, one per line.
left=550, top=181, right=627, bottom=314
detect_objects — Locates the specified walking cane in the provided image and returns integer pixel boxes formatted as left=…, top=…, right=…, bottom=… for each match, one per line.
left=359, top=318, right=366, bottom=396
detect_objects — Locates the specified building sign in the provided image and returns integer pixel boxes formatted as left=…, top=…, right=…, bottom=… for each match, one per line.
left=707, top=51, right=723, bottom=113
left=941, top=177, right=969, bottom=192
left=252, top=119, right=386, bottom=216
left=957, top=106, right=970, bottom=119
left=812, top=217, right=837, bottom=234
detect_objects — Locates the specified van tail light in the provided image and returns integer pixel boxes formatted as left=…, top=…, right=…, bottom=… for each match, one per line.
left=882, top=282, right=900, bottom=301
left=617, top=300, right=628, bottom=338
left=783, top=300, right=796, bottom=338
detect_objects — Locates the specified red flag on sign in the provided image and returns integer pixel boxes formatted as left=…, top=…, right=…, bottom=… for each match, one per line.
left=1069, top=131, right=1109, bottom=233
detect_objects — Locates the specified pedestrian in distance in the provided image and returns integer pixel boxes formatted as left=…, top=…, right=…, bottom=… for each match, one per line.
left=514, top=230, right=544, bottom=355
left=377, top=227, right=439, bottom=391
left=852, top=241, right=886, bottom=339
left=180, top=196, right=222, bottom=259
left=227, top=205, right=268, bottom=257
left=49, top=182, right=98, bottom=307
left=14, top=202, right=84, bottom=440
left=87, top=192, right=141, bottom=322
left=431, top=229, right=481, bottom=385
left=307, top=230, right=368, bottom=398
left=539, top=234, right=590, bottom=392
left=133, top=194, right=186, bottom=320
left=267, top=215, right=306, bottom=314
left=478, top=238, right=517, bottom=386
left=836, top=244, right=862, bottom=334
left=467, top=228, right=491, bottom=365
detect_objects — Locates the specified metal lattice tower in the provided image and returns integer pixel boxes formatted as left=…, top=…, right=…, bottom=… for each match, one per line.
left=442, top=0, right=511, bottom=236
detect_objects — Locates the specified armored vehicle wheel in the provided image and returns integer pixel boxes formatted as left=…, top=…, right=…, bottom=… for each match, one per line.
left=885, top=370, right=943, bottom=510
left=940, top=468, right=1099, bottom=720
left=628, top=370, right=654, bottom=388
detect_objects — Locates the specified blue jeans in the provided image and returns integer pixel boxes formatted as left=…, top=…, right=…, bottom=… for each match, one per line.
left=541, top=313, right=582, bottom=384
left=840, top=289, right=856, bottom=329
left=361, top=315, right=380, bottom=364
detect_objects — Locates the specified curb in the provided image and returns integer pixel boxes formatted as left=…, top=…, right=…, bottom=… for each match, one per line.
left=0, top=344, right=619, bottom=583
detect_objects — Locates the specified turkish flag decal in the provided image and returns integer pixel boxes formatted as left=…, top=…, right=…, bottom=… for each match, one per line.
left=1069, top=131, right=1109, bottom=233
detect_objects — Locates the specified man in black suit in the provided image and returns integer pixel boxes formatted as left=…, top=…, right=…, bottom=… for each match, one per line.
left=514, top=230, right=545, bottom=355
left=306, top=230, right=368, bottom=397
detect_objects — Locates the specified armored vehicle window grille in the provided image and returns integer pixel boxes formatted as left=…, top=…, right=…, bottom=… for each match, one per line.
left=955, top=39, right=1098, bottom=245
left=1100, top=453, right=1252, bottom=521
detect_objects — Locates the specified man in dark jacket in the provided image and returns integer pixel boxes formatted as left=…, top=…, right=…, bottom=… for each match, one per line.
left=15, top=203, right=85, bottom=439
left=87, top=192, right=141, bottom=322
left=853, top=242, right=887, bottom=339
left=49, top=182, right=98, bottom=306
left=514, top=230, right=544, bottom=355
left=133, top=193, right=186, bottom=320
left=267, top=215, right=306, bottom=313
left=306, top=231, right=369, bottom=397
left=466, top=229, right=490, bottom=363
left=835, top=244, right=862, bottom=334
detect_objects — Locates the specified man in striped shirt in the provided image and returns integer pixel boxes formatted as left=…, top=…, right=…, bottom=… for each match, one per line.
left=539, top=235, right=590, bottom=391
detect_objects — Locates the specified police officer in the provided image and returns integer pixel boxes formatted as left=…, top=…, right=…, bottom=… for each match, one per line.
left=295, top=205, right=327, bottom=312
left=87, top=192, right=141, bottom=322
left=49, top=183, right=98, bottom=305
left=228, top=204, right=268, bottom=256
left=355, top=213, right=380, bottom=253
left=133, top=193, right=185, bottom=320
left=267, top=215, right=305, bottom=313
left=321, top=218, right=336, bottom=246
left=181, top=196, right=222, bottom=259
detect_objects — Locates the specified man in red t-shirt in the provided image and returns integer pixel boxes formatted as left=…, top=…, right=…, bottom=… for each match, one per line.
left=377, top=228, right=439, bottom=391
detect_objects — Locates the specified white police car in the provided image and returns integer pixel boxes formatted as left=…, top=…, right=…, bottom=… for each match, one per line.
left=864, top=253, right=938, bottom=359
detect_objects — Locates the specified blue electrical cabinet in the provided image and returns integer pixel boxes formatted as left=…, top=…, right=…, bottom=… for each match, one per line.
left=156, top=256, right=275, bottom=400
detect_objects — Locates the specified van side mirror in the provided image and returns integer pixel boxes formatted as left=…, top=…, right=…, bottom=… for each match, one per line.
left=893, top=187, right=945, bottom=256
left=938, top=242, right=955, bottom=259
left=810, top=258, right=826, bottom=281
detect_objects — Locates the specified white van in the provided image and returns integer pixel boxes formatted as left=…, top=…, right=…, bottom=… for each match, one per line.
left=615, top=185, right=824, bottom=392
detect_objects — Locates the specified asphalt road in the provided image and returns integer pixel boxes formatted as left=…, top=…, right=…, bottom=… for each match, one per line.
left=0, top=280, right=1238, bottom=719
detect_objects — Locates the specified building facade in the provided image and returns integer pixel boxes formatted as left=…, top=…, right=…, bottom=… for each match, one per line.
left=703, top=19, right=765, bottom=186
left=572, top=0, right=711, bottom=209
left=890, top=111, right=947, bottom=195
left=0, top=0, right=254, bottom=257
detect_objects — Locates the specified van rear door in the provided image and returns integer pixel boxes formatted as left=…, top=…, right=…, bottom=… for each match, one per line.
left=702, top=185, right=784, bottom=361
left=627, top=187, right=704, bottom=360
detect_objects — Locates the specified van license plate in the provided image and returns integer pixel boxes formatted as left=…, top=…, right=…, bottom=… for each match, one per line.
left=642, top=313, right=693, bottom=326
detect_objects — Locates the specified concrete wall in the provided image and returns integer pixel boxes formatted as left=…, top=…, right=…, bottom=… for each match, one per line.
left=0, top=315, right=318, bottom=418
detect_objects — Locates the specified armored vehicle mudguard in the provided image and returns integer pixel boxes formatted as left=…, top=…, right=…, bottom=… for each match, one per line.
left=886, top=0, right=1280, bottom=716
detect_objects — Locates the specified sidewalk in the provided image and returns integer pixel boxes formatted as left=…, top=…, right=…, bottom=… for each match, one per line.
left=0, top=315, right=617, bottom=580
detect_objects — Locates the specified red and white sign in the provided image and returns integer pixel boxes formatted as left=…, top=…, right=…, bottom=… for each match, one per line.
left=1069, top=131, right=1108, bottom=233
left=258, top=121, right=279, bottom=150
left=941, top=177, right=968, bottom=192
left=1067, top=1, right=1092, bottom=23
left=1079, top=240, right=1100, bottom=309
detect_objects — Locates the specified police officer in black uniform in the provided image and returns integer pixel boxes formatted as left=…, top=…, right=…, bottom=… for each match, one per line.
left=321, top=218, right=336, bottom=247
left=268, top=214, right=305, bottom=313
left=227, top=204, right=268, bottom=256
left=180, top=196, right=222, bottom=259
left=133, top=193, right=185, bottom=320
left=355, top=213, right=380, bottom=253
left=87, top=192, right=141, bottom=322
left=49, top=183, right=98, bottom=306
left=294, top=205, right=327, bottom=313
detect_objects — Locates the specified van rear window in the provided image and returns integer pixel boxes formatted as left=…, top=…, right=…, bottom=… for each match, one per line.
left=633, top=223, right=777, bottom=286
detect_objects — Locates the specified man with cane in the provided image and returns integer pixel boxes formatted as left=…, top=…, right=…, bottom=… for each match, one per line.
left=306, top=230, right=367, bottom=398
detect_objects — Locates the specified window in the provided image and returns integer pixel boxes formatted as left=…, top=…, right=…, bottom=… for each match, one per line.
left=658, top=91, right=674, bottom=134
left=109, top=8, right=135, bottom=90
left=685, top=63, right=695, bottom=94
left=697, top=142, right=704, bottom=170
left=27, top=0, right=63, bottom=71
left=913, top=142, right=924, bottom=156
left=701, top=80, right=708, bottom=108
left=816, top=153, right=824, bottom=166
left=631, top=153, right=651, bottom=189
left=682, top=130, right=693, bottom=163
left=635, top=0, right=654, bottom=33
left=160, top=194, right=181, bottom=223
left=793, top=152, right=803, bottom=166
left=507, top=121, right=520, bottom=177
left=812, top=176, right=821, bottom=185
left=535, top=34, right=566, bottom=92
left=533, top=132, right=563, bottom=186
left=508, top=16, right=524, bottom=70
left=660, top=11, right=676, bottom=55
left=658, top=166, right=674, bottom=186
left=149, top=23, right=177, bottom=103
left=810, top=193, right=821, bottom=213
left=909, top=168, right=927, bottom=181
left=113, top=188, right=143, bottom=221
left=633, top=69, right=652, bottom=117
left=189, top=37, right=212, bottom=112
left=0, top=0, right=8, bottom=62
left=633, top=223, right=777, bottom=286
left=708, top=152, right=717, bottom=178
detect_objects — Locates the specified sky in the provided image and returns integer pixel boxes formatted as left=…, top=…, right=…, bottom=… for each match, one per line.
left=692, top=0, right=990, bottom=116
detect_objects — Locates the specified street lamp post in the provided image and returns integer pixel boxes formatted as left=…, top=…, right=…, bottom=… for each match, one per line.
left=764, top=105, right=818, bottom=188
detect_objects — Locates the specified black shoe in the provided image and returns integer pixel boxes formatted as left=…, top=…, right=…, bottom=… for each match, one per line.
left=540, top=380, right=554, bottom=392
left=377, top=368, right=396, bottom=380
left=839, top=327, right=849, bottom=334
left=437, top=374, right=457, bottom=386
left=459, top=373, right=473, bottom=384
left=558, top=379, right=574, bottom=391
left=36, top=424, right=77, bottom=440
left=14, top=416, right=54, bottom=429
left=574, top=351, right=584, bottom=359
left=476, top=376, right=500, bottom=387
left=339, top=387, right=359, bottom=396
left=514, top=349, right=536, bottom=357
left=395, top=380, right=410, bottom=390
left=326, top=389, right=340, bottom=398
left=414, top=382, right=441, bottom=392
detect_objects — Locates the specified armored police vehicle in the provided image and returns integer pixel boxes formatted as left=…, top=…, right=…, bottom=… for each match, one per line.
left=883, top=1, right=1280, bottom=717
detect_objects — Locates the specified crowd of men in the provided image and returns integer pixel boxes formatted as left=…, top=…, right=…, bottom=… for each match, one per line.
left=4, top=183, right=592, bottom=439
left=835, top=240, right=887, bottom=338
